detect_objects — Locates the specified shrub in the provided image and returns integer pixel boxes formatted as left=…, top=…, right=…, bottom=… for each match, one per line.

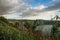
left=0, top=26, right=35, bottom=40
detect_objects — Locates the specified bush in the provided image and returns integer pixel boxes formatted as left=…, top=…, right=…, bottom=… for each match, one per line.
left=0, top=26, right=35, bottom=40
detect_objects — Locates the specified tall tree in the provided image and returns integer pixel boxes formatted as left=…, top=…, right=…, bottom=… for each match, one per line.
left=24, top=20, right=44, bottom=31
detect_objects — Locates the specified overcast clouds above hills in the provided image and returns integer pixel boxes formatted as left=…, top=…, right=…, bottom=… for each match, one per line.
left=0, top=0, right=60, bottom=20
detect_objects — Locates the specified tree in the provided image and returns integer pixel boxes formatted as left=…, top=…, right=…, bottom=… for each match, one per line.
left=23, top=20, right=44, bottom=31
left=23, top=20, right=44, bottom=40
left=52, top=22, right=60, bottom=35
left=14, top=22, right=19, bottom=28
left=0, top=16, right=8, bottom=23
left=0, top=16, right=10, bottom=26
left=51, top=15, right=60, bottom=35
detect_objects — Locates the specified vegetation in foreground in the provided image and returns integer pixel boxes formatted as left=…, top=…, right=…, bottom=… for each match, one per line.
left=0, top=16, right=60, bottom=40
left=0, top=16, right=35, bottom=40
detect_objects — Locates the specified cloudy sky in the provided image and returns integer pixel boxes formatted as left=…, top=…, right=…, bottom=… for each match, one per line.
left=0, top=0, right=60, bottom=20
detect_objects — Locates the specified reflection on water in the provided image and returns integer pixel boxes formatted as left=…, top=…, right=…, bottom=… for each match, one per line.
left=36, top=25, right=53, bottom=35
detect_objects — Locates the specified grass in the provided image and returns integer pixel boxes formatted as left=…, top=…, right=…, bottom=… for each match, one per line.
left=0, top=25, right=35, bottom=40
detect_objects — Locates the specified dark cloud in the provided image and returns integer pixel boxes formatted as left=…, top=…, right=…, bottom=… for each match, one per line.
left=45, top=2, right=60, bottom=11
left=0, top=0, right=35, bottom=16
left=0, top=0, right=19, bottom=15
left=0, top=0, right=60, bottom=19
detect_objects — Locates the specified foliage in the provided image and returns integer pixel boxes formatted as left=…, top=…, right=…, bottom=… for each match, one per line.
left=0, top=16, right=60, bottom=40
left=0, top=17, right=35, bottom=40
left=52, top=21, right=60, bottom=36
left=23, top=20, right=44, bottom=30
left=0, top=16, right=9, bottom=24
left=0, top=25, right=35, bottom=40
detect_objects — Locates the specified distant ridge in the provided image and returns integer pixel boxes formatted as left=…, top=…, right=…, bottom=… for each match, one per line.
left=8, top=19, right=60, bottom=25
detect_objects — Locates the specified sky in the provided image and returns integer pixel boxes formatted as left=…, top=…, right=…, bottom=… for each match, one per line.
left=0, top=0, right=60, bottom=20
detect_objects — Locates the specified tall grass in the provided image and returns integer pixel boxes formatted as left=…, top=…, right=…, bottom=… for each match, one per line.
left=0, top=25, right=35, bottom=40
